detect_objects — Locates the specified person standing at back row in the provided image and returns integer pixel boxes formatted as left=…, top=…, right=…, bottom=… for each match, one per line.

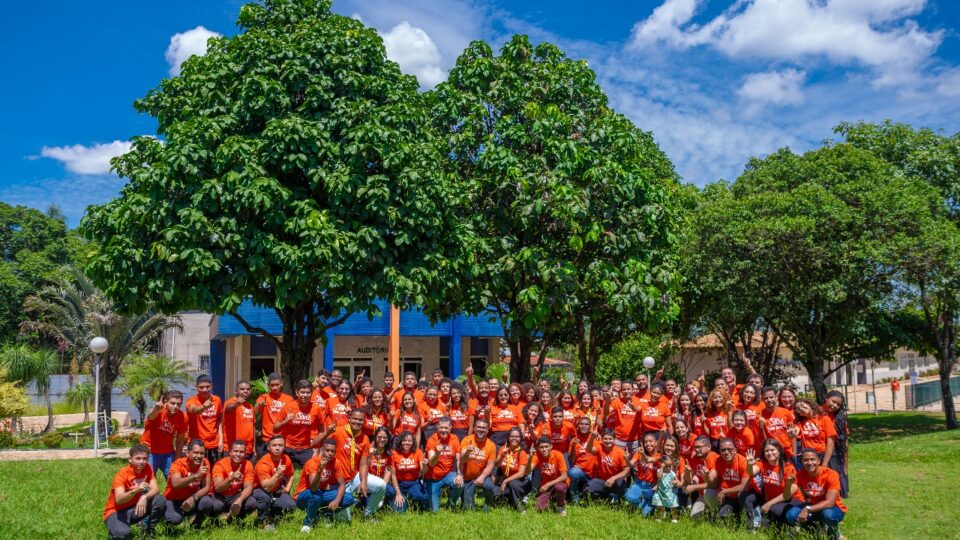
left=254, top=373, right=294, bottom=457
left=141, top=389, right=187, bottom=480
left=186, top=374, right=222, bottom=464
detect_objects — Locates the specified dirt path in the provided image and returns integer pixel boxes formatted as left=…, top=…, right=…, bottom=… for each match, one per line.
left=0, top=448, right=126, bottom=461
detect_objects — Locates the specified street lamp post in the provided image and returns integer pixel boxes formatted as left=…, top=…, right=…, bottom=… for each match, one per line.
left=642, top=356, right=656, bottom=385
left=89, top=337, right=109, bottom=457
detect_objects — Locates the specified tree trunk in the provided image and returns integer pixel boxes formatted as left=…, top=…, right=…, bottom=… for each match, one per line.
left=934, top=310, right=958, bottom=429
left=805, top=359, right=829, bottom=403
left=43, top=388, right=53, bottom=433
left=507, top=337, right=532, bottom=383
left=576, top=315, right=589, bottom=381
left=277, top=305, right=320, bottom=390
left=82, top=401, right=89, bottom=423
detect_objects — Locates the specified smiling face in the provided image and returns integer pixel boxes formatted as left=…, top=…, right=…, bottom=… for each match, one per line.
left=577, top=417, right=591, bottom=434
left=801, top=451, right=819, bottom=473
left=236, top=382, right=251, bottom=400
left=189, top=444, right=205, bottom=465
left=375, top=430, right=389, bottom=450
left=297, top=387, right=311, bottom=403
left=425, top=387, right=438, bottom=405
left=762, top=389, right=778, bottom=409
left=580, top=393, right=592, bottom=409
left=437, top=421, right=451, bottom=439
left=732, top=414, right=746, bottom=429
left=230, top=443, right=246, bottom=463
left=679, top=394, right=691, bottom=411
left=330, top=370, right=343, bottom=387
left=763, top=443, right=781, bottom=464
left=166, top=396, right=183, bottom=415
left=824, top=396, right=843, bottom=414
left=693, top=439, right=710, bottom=458
left=337, top=382, right=351, bottom=401
left=478, top=381, right=489, bottom=397
left=662, top=438, right=677, bottom=456
left=129, top=451, right=149, bottom=473
left=741, top=386, right=756, bottom=404
left=497, top=388, right=509, bottom=405
left=196, top=381, right=212, bottom=397
left=474, top=420, right=489, bottom=440
left=675, top=419, right=689, bottom=438
left=780, top=389, right=796, bottom=409
left=400, top=434, right=414, bottom=453
left=508, top=430, right=522, bottom=449
left=402, top=392, right=415, bottom=411
left=370, top=390, right=385, bottom=408
left=721, top=368, right=736, bottom=385
left=642, top=434, right=657, bottom=454
left=348, top=411, right=364, bottom=433
left=602, top=433, right=615, bottom=449
left=718, top=441, right=736, bottom=463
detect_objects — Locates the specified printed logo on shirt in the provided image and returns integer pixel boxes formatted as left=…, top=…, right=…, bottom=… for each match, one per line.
left=804, top=481, right=825, bottom=498
left=801, top=421, right=821, bottom=438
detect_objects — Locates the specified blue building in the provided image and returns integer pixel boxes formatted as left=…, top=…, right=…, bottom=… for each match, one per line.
left=208, top=299, right=504, bottom=396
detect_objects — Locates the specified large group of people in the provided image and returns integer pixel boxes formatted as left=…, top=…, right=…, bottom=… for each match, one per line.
left=104, top=361, right=850, bottom=539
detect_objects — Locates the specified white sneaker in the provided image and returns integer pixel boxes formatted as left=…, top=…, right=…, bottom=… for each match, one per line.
left=300, top=525, right=312, bottom=534
left=559, top=508, right=567, bottom=516
left=671, top=519, right=678, bottom=523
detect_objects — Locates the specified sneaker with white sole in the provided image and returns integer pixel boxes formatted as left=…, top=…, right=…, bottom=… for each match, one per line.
left=300, top=525, right=312, bottom=534
left=559, top=508, right=567, bottom=516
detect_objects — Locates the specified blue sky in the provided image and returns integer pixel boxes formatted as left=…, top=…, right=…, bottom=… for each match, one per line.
left=3, top=0, right=959, bottom=226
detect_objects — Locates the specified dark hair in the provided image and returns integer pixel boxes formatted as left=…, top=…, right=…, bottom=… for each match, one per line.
left=601, top=428, right=616, bottom=438
left=760, top=385, right=777, bottom=396
left=694, top=435, right=711, bottom=446
left=165, top=389, right=184, bottom=401
left=296, top=379, right=312, bottom=391
left=551, top=406, right=564, bottom=416
left=268, top=434, right=284, bottom=444
left=738, top=383, right=761, bottom=406
left=384, top=371, right=395, bottom=379
left=188, top=438, right=206, bottom=452
left=824, top=390, right=848, bottom=462
left=650, top=383, right=665, bottom=394
left=372, top=426, right=392, bottom=453
left=395, top=430, right=416, bottom=451
left=231, top=440, right=247, bottom=450
left=536, top=435, right=552, bottom=446
left=437, top=416, right=452, bottom=426
left=129, top=443, right=150, bottom=457
left=316, top=369, right=329, bottom=377
left=761, top=438, right=787, bottom=481
left=322, top=438, right=337, bottom=448
left=474, top=418, right=490, bottom=429
left=267, top=372, right=282, bottom=382
left=235, top=379, right=250, bottom=389
left=403, top=371, right=417, bottom=379
left=431, top=368, right=443, bottom=376
left=795, top=398, right=823, bottom=417
left=196, top=374, right=212, bottom=385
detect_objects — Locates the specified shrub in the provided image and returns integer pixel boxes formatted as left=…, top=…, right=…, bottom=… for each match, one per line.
left=0, top=430, right=14, bottom=449
left=39, top=432, right=63, bottom=449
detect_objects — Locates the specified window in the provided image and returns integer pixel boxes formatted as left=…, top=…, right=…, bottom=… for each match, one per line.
left=333, top=358, right=373, bottom=382
left=198, top=354, right=210, bottom=374
left=250, top=356, right=275, bottom=380
left=401, top=358, right=423, bottom=379
left=469, top=356, right=488, bottom=377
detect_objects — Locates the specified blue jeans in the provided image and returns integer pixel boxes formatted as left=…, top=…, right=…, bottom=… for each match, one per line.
left=625, top=480, right=655, bottom=516
left=386, top=480, right=429, bottom=512
left=568, top=466, right=589, bottom=503
left=345, top=473, right=386, bottom=517
left=425, top=472, right=463, bottom=512
left=149, top=453, right=174, bottom=480
left=786, top=505, right=845, bottom=538
left=296, top=489, right=355, bottom=524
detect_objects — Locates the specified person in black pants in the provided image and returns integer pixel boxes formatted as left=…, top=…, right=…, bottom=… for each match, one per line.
left=740, top=440, right=802, bottom=530
left=482, top=427, right=531, bottom=510
left=103, top=444, right=167, bottom=540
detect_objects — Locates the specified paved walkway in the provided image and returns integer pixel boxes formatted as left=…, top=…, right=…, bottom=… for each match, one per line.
left=0, top=448, right=125, bottom=461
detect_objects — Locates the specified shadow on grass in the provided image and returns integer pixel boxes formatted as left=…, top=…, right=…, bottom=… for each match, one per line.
left=849, top=412, right=948, bottom=444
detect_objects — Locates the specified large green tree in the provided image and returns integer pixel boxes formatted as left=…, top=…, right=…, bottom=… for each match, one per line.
left=81, top=0, right=470, bottom=385
left=715, top=144, right=927, bottom=400
left=839, top=121, right=960, bottom=429
left=430, top=36, right=679, bottom=382
left=0, top=203, right=83, bottom=342
left=0, top=344, right=60, bottom=433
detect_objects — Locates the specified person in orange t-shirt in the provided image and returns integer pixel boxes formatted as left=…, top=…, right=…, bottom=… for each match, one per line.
left=686, top=435, right=719, bottom=519
left=222, top=380, right=256, bottom=457
left=324, top=381, right=355, bottom=428
left=162, top=439, right=215, bottom=528
left=742, top=439, right=802, bottom=529
left=458, top=418, right=496, bottom=510
left=791, top=399, right=837, bottom=469
left=584, top=429, right=630, bottom=502
left=759, top=386, right=796, bottom=460
left=390, top=371, right=425, bottom=411
left=251, top=436, right=296, bottom=529
left=703, top=389, right=733, bottom=448
left=729, top=410, right=757, bottom=455
left=103, top=444, right=166, bottom=540
left=418, top=386, right=446, bottom=445
left=275, top=380, right=324, bottom=467
left=447, top=384, right=475, bottom=441
left=641, top=384, right=674, bottom=436
left=785, top=448, right=847, bottom=539
left=524, top=436, right=568, bottom=514
left=210, top=440, right=258, bottom=519
left=487, top=386, right=524, bottom=447
left=710, top=438, right=749, bottom=519
left=254, top=373, right=294, bottom=457
left=392, top=391, right=423, bottom=447
left=424, top=417, right=462, bottom=512
left=602, top=383, right=642, bottom=455
left=141, top=389, right=188, bottom=480
left=537, top=406, right=575, bottom=453
left=567, top=417, right=598, bottom=504
left=388, top=431, right=429, bottom=512
left=486, top=427, right=531, bottom=510
left=625, top=432, right=660, bottom=514
left=294, top=438, right=354, bottom=528
left=319, top=408, right=387, bottom=519
left=362, top=390, right=391, bottom=438
left=185, top=374, right=223, bottom=463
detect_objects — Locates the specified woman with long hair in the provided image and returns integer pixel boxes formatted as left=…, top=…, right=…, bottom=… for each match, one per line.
left=658, top=435, right=688, bottom=508
left=575, top=391, right=600, bottom=430
left=362, top=390, right=390, bottom=438
left=393, top=391, right=422, bottom=449
left=624, top=432, right=660, bottom=516
left=703, top=389, right=733, bottom=450
left=822, top=390, right=849, bottom=497
left=736, top=384, right=763, bottom=429
left=742, top=438, right=801, bottom=530
left=484, top=427, right=530, bottom=510
left=508, top=383, right=525, bottom=407
left=692, top=393, right=708, bottom=437
left=367, top=427, right=394, bottom=515
left=790, top=399, right=837, bottom=471
left=488, top=386, right=524, bottom=448
left=778, top=386, right=797, bottom=410
left=522, top=383, right=537, bottom=406
left=521, top=402, right=543, bottom=449
left=388, top=431, right=429, bottom=512
left=674, top=418, right=697, bottom=460
left=325, top=381, right=355, bottom=427
left=557, top=390, right=577, bottom=424
left=446, top=384, right=474, bottom=441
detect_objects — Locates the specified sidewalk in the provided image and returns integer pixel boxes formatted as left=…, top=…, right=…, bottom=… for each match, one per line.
left=0, top=448, right=125, bottom=461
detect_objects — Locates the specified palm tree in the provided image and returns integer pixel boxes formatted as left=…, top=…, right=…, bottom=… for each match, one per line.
left=0, top=344, right=61, bottom=433
left=65, top=381, right=95, bottom=422
left=20, top=267, right=181, bottom=420
left=118, top=354, right=192, bottom=424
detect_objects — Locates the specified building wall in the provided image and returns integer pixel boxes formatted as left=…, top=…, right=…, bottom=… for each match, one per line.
left=159, top=311, right=214, bottom=371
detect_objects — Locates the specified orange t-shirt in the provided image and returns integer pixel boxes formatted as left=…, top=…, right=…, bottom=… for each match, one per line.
left=713, top=454, right=748, bottom=490
left=256, top=392, right=294, bottom=441
left=640, top=401, right=672, bottom=433
left=425, top=433, right=461, bottom=481
left=688, top=452, right=718, bottom=488
left=460, top=435, right=496, bottom=481
left=737, top=403, right=763, bottom=429
left=417, top=400, right=446, bottom=427
left=594, top=445, right=628, bottom=481
left=761, top=406, right=796, bottom=457
left=325, top=396, right=353, bottom=427
left=391, top=388, right=425, bottom=411
left=164, top=457, right=211, bottom=501
left=222, top=397, right=255, bottom=453
left=254, top=453, right=294, bottom=492
left=799, top=415, right=837, bottom=454
left=293, top=454, right=340, bottom=497
left=391, top=449, right=424, bottom=482
left=530, top=449, right=568, bottom=485
left=489, top=404, right=523, bottom=432
left=705, top=412, right=729, bottom=440
left=328, top=426, right=369, bottom=479
left=497, top=447, right=529, bottom=477
left=103, top=464, right=154, bottom=520
left=366, top=448, right=390, bottom=478
left=569, top=434, right=598, bottom=472
left=393, top=410, right=421, bottom=436
left=631, top=451, right=661, bottom=483
left=678, top=433, right=696, bottom=459
left=574, top=407, right=600, bottom=429
left=186, top=394, right=222, bottom=449
left=607, top=397, right=641, bottom=441
left=796, top=466, right=847, bottom=512
left=447, top=403, right=474, bottom=431
left=755, top=460, right=801, bottom=501
left=310, top=387, right=333, bottom=408
left=362, top=410, right=391, bottom=437
left=730, top=425, right=757, bottom=455
left=536, top=422, right=575, bottom=453
left=141, top=408, right=187, bottom=454
left=212, top=457, right=254, bottom=497
left=281, top=400, right=323, bottom=450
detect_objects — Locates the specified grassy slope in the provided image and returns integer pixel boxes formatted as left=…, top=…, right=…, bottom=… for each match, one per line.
left=0, top=412, right=957, bottom=539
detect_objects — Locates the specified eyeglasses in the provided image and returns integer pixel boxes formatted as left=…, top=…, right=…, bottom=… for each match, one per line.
left=719, top=448, right=735, bottom=453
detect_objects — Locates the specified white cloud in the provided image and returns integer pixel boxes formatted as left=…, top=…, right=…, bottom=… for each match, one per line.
left=738, top=69, right=806, bottom=111
left=0, top=175, right=127, bottom=227
left=39, top=141, right=132, bottom=175
left=165, top=26, right=221, bottom=76
left=629, top=0, right=942, bottom=80
left=381, top=21, right=447, bottom=88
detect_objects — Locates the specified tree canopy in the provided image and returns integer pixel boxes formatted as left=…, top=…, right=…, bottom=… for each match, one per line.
left=81, top=0, right=471, bottom=385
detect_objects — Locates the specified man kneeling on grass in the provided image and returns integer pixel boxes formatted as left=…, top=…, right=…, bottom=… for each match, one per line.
left=103, top=444, right=166, bottom=539
left=211, top=440, right=258, bottom=521
left=295, top=438, right=354, bottom=531
left=162, top=439, right=215, bottom=529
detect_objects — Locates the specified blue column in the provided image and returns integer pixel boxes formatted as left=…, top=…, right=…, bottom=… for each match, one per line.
left=449, top=315, right=462, bottom=379
left=323, top=327, right=336, bottom=371
left=210, top=340, right=226, bottom=400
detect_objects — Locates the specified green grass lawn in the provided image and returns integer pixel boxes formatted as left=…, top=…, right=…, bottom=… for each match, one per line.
left=0, top=412, right=957, bottom=539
